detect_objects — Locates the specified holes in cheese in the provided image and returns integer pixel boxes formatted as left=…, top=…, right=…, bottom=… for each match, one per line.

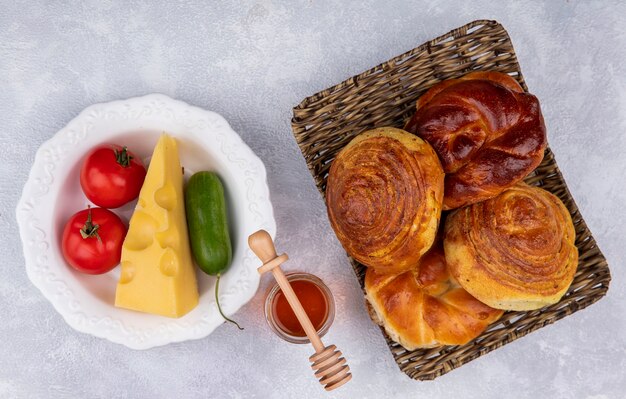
left=156, top=228, right=180, bottom=251
left=118, top=261, right=135, bottom=284
left=154, top=183, right=177, bottom=211
left=159, top=248, right=179, bottom=277
left=123, top=211, right=157, bottom=251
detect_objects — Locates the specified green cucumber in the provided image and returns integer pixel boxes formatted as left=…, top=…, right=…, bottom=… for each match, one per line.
left=185, top=171, right=242, bottom=330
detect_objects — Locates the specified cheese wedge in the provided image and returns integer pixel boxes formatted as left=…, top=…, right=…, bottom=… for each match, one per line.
left=115, top=134, right=199, bottom=318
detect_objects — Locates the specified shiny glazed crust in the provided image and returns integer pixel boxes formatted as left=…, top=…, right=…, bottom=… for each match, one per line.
left=326, top=127, right=444, bottom=274
left=405, top=71, right=547, bottom=210
left=444, top=183, right=578, bottom=310
left=364, top=241, right=503, bottom=349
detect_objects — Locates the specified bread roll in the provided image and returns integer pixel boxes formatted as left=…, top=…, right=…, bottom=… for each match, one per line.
left=444, top=183, right=578, bottom=310
left=326, top=127, right=444, bottom=274
left=405, top=71, right=547, bottom=210
left=365, top=240, right=503, bottom=349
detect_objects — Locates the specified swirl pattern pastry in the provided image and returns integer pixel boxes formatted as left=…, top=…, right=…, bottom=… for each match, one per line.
left=405, top=71, right=547, bottom=210
left=444, top=183, right=578, bottom=310
left=365, top=240, right=503, bottom=349
left=326, top=127, right=444, bottom=274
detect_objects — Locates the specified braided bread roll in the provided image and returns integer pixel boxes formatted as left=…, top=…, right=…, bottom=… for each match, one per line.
left=444, top=183, right=578, bottom=310
left=405, top=71, right=547, bottom=210
left=365, top=239, right=503, bottom=349
left=326, top=127, right=444, bottom=274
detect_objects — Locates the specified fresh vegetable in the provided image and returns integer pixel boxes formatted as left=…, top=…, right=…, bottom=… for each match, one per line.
left=80, top=144, right=147, bottom=208
left=62, top=206, right=127, bottom=274
left=185, top=171, right=241, bottom=329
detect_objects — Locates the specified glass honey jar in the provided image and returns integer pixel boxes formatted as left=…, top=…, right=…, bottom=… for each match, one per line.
left=264, top=272, right=335, bottom=344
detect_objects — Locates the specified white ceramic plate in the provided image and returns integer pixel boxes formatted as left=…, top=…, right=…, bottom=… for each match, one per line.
left=16, top=94, right=276, bottom=349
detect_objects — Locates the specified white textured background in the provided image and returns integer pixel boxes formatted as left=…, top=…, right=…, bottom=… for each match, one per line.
left=1, top=1, right=625, bottom=398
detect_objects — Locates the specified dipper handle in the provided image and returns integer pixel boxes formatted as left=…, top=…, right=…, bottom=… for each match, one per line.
left=248, top=229, right=278, bottom=263
left=248, top=230, right=352, bottom=391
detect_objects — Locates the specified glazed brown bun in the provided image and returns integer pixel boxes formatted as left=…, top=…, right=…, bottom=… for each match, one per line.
left=405, top=71, right=547, bottom=210
left=444, top=183, right=578, bottom=311
left=326, top=127, right=444, bottom=274
left=365, top=239, right=503, bottom=349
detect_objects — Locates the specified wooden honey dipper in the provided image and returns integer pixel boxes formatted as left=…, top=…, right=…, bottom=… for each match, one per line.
left=248, top=230, right=352, bottom=391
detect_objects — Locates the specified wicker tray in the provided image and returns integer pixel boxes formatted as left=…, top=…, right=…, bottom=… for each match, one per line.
left=291, top=20, right=611, bottom=380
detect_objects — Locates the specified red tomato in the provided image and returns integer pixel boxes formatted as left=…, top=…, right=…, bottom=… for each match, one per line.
left=80, top=145, right=146, bottom=208
left=62, top=207, right=127, bottom=274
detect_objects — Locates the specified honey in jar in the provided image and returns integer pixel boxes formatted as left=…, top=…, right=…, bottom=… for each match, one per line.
left=264, top=272, right=335, bottom=344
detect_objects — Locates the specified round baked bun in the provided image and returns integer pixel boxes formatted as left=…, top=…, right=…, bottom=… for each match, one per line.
left=405, top=71, right=547, bottom=210
left=365, top=239, right=503, bottom=349
left=444, top=183, right=578, bottom=310
left=326, top=127, right=444, bottom=274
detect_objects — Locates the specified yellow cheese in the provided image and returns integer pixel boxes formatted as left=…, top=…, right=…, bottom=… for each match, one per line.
left=115, top=134, right=199, bottom=318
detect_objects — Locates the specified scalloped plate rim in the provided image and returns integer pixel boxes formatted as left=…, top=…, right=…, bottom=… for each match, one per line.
left=16, top=93, right=276, bottom=349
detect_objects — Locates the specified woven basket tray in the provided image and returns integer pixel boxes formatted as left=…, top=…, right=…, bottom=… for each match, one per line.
left=291, top=20, right=611, bottom=380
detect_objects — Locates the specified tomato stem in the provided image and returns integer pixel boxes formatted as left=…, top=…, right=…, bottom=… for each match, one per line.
left=80, top=206, right=102, bottom=243
left=215, top=274, right=244, bottom=330
left=114, top=146, right=133, bottom=168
